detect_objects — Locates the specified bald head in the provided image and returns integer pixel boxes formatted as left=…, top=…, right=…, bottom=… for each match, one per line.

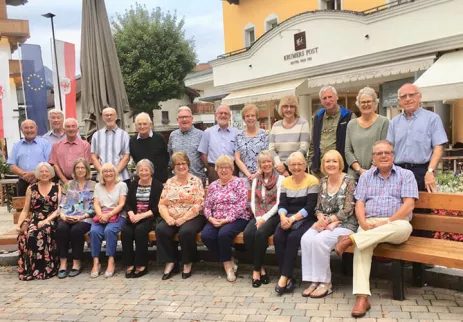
left=398, top=83, right=422, bottom=115
left=102, top=107, right=118, bottom=129
left=21, top=120, right=38, bottom=141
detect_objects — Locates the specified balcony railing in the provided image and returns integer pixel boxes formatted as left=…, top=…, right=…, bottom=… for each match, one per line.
left=188, top=103, right=215, bottom=115
left=362, top=0, right=415, bottom=15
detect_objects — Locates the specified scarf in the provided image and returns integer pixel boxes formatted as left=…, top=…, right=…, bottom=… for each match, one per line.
left=254, top=170, right=279, bottom=217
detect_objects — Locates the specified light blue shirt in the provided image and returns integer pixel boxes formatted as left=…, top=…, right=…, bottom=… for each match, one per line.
left=386, top=107, right=448, bottom=164
left=198, top=124, right=238, bottom=164
left=42, top=130, right=66, bottom=145
left=7, top=137, right=52, bottom=171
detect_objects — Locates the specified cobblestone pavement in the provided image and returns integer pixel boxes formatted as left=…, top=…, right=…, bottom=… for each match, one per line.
left=0, top=262, right=462, bottom=322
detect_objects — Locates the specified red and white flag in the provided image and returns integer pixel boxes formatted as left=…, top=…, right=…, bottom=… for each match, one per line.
left=52, top=40, right=76, bottom=118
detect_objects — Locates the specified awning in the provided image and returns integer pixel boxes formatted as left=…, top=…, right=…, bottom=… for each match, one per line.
left=414, top=51, right=463, bottom=101
left=222, top=79, right=307, bottom=106
left=307, top=55, right=436, bottom=89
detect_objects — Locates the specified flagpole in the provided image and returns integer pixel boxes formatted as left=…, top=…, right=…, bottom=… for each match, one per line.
left=18, top=43, right=28, bottom=120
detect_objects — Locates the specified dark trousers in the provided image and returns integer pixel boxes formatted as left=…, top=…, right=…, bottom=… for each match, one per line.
left=121, top=217, right=154, bottom=267
left=273, top=220, right=312, bottom=277
left=155, top=216, right=206, bottom=264
left=55, top=220, right=91, bottom=260
left=201, top=219, right=249, bottom=262
left=243, top=215, right=279, bottom=271
left=17, top=178, right=30, bottom=197
left=408, top=166, right=426, bottom=192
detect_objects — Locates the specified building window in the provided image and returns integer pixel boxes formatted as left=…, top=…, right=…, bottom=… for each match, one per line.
left=320, top=0, right=342, bottom=10
left=244, top=23, right=256, bottom=47
left=264, top=13, right=279, bottom=32
left=161, top=111, right=170, bottom=125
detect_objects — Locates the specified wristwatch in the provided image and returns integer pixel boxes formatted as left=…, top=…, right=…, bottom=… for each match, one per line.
left=427, top=167, right=434, bottom=173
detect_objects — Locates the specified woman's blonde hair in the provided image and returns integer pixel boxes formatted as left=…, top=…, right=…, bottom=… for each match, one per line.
left=241, top=104, right=258, bottom=119
left=215, top=155, right=234, bottom=172
left=277, top=95, right=300, bottom=118
left=257, top=150, right=274, bottom=171
left=99, top=163, right=122, bottom=184
left=320, top=150, right=345, bottom=176
left=72, top=158, right=92, bottom=180
left=171, top=152, right=190, bottom=168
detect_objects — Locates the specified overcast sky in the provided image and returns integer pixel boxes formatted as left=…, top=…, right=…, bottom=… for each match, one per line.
left=8, top=0, right=224, bottom=73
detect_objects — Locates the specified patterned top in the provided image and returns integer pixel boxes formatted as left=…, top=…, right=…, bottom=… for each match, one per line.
left=386, top=107, right=448, bottom=164
left=269, top=118, right=310, bottom=165
left=168, top=127, right=205, bottom=179
left=235, top=129, right=268, bottom=178
left=204, top=177, right=250, bottom=222
left=159, top=175, right=204, bottom=220
left=59, top=180, right=96, bottom=224
left=136, top=184, right=151, bottom=214
left=315, top=175, right=358, bottom=232
left=354, top=165, right=419, bottom=220
left=29, top=182, right=59, bottom=220
left=91, top=126, right=131, bottom=181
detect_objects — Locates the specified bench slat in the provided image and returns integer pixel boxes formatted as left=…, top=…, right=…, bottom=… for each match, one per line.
left=411, top=213, right=463, bottom=234
left=415, top=192, right=463, bottom=211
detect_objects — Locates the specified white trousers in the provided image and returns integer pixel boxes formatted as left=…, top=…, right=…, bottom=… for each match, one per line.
left=352, top=218, right=412, bottom=295
left=301, top=227, right=354, bottom=283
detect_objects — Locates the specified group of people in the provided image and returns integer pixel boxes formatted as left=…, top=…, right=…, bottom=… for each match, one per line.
left=8, top=82, right=448, bottom=318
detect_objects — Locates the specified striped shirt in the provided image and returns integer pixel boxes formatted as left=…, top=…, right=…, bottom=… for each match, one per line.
left=277, top=174, right=319, bottom=218
left=269, top=118, right=310, bottom=165
left=354, top=165, right=419, bottom=220
left=136, top=184, right=151, bottom=214
left=91, top=126, right=131, bottom=181
left=168, top=127, right=205, bottom=179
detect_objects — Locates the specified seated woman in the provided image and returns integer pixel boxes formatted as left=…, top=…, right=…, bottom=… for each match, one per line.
left=89, top=163, right=128, bottom=278
left=243, top=150, right=284, bottom=287
left=16, top=162, right=61, bottom=280
left=56, top=158, right=96, bottom=279
left=273, top=152, right=319, bottom=294
left=156, top=152, right=206, bottom=280
left=201, top=155, right=250, bottom=282
left=121, top=159, right=163, bottom=278
left=300, top=150, right=357, bottom=298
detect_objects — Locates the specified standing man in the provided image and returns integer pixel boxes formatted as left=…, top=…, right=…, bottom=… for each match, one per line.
left=335, top=140, right=418, bottom=318
left=168, top=106, right=205, bottom=181
left=42, top=109, right=65, bottom=145
left=387, top=83, right=448, bottom=192
left=91, top=107, right=131, bottom=185
left=309, top=86, right=354, bottom=177
left=49, top=118, right=92, bottom=183
left=198, top=104, right=238, bottom=183
left=7, top=120, right=52, bottom=196
left=129, top=112, right=169, bottom=183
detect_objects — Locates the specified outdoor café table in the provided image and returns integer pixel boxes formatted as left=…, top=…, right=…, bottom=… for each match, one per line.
left=0, top=178, right=18, bottom=212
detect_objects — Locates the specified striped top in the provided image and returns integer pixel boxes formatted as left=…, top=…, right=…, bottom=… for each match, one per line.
left=91, top=127, right=131, bottom=181
left=354, top=165, right=419, bottom=220
left=269, top=118, right=310, bottom=165
left=136, top=184, right=151, bottom=214
left=277, top=174, right=319, bottom=218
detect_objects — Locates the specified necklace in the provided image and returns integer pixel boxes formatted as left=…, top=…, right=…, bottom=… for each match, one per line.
left=327, top=175, right=344, bottom=194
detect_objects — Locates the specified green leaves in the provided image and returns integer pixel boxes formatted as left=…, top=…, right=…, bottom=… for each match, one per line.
left=112, top=3, right=197, bottom=117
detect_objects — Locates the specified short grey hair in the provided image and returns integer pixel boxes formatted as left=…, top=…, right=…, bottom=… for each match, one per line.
left=319, top=86, right=338, bottom=100
left=356, top=87, right=379, bottom=107
left=102, top=106, right=117, bottom=116
left=287, top=151, right=307, bottom=166
left=34, top=162, right=55, bottom=179
left=373, top=140, right=394, bottom=153
left=397, top=83, right=421, bottom=96
left=48, top=109, right=64, bottom=119
left=136, top=159, right=155, bottom=174
left=135, top=112, right=152, bottom=124
left=177, top=106, right=192, bottom=115
left=21, top=119, right=37, bottom=129
left=64, top=118, right=79, bottom=127
left=215, top=104, right=231, bottom=114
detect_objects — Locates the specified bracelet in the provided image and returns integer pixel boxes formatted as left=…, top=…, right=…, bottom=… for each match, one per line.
left=326, top=216, right=332, bottom=224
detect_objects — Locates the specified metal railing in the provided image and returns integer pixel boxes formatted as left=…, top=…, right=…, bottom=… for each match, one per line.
left=362, top=0, right=415, bottom=15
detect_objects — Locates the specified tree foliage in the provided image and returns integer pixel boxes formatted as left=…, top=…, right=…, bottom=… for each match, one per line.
left=112, top=3, right=197, bottom=117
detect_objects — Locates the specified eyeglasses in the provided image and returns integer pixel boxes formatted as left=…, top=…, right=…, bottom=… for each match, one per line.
left=289, top=163, right=305, bottom=167
left=177, top=116, right=191, bottom=120
left=372, top=151, right=394, bottom=157
left=218, top=167, right=231, bottom=171
left=282, top=105, right=296, bottom=110
left=398, top=92, right=420, bottom=100
left=175, top=162, right=188, bottom=167
left=102, top=170, right=115, bottom=173
left=360, top=100, right=374, bottom=105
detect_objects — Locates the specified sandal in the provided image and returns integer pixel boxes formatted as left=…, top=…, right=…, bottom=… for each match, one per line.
left=310, top=284, right=333, bottom=299
left=226, top=269, right=236, bottom=282
left=302, top=282, right=319, bottom=297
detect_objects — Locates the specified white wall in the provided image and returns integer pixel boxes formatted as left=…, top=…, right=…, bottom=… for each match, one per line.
left=154, top=95, right=191, bottom=129
left=211, top=0, right=463, bottom=91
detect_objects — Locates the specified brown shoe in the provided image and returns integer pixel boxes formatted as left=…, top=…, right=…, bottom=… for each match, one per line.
left=335, top=235, right=353, bottom=257
left=351, top=295, right=371, bottom=318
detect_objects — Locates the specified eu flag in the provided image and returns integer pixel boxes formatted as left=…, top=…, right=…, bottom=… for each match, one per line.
left=21, top=44, right=48, bottom=136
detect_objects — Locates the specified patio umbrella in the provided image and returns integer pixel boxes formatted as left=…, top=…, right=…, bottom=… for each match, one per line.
left=80, top=0, right=130, bottom=136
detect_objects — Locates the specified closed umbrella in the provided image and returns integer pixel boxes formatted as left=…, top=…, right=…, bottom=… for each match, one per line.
left=80, top=0, right=130, bottom=136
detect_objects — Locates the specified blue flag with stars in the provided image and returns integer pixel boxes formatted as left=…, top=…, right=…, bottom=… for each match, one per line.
left=21, top=44, right=48, bottom=135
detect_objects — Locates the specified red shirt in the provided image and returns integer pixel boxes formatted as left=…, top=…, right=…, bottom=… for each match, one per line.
left=49, top=137, right=92, bottom=179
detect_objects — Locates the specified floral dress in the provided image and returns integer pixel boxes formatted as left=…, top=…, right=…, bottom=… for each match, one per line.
left=17, top=183, right=59, bottom=280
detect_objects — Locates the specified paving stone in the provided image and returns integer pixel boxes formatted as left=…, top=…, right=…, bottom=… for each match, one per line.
left=401, top=305, right=429, bottom=312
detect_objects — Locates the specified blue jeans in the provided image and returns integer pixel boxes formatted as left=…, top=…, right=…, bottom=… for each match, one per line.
left=201, top=219, right=248, bottom=262
left=89, top=217, right=126, bottom=258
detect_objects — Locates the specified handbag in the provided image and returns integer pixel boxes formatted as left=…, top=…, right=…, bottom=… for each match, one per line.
left=93, top=208, right=120, bottom=223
